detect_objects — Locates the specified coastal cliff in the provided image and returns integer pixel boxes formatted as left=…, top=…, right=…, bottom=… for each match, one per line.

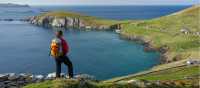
left=24, top=5, right=200, bottom=88
left=105, top=4, right=200, bottom=84
left=29, top=11, right=122, bottom=30
left=120, top=4, right=200, bottom=63
left=28, top=4, right=200, bottom=69
left=29, top=5, right=200, bottom=64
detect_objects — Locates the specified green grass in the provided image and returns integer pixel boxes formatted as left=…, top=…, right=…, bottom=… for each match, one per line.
left=24, top=69, right=199, bottom=88
left=133, top=66, right=200, bottom=81
left=121, top=5, right=200, bottom=61
left=24, top=80, right=53, bottom=88
left=23, top=79, right=140, bottom=88
left=103, top=5, right=200, bottom=83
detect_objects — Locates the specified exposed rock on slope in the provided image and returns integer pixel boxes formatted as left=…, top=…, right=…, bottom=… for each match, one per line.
left=0, top=73, right=95, bottom=88
left=29, top=12, right=122, bottom=30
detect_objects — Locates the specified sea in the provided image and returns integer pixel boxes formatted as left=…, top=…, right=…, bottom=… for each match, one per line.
left=0, top=5, right=190, bottom=80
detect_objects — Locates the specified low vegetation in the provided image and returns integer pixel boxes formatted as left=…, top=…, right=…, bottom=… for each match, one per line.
left=121, top=4, right=200, bottom=62
left=24, top=79, right=145, bottom=88
left=123, top=65, right=199, bottom=81
left=25, top=5, right=200, bottom=88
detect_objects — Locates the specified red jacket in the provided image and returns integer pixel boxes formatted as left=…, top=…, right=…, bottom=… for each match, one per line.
left=60, top=37, right=69, bottom=55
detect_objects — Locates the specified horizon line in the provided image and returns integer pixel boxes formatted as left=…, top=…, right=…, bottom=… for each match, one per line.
left=0, top=3, right=198, bottom=6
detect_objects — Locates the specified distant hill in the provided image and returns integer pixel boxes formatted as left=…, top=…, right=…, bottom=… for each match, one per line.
left=104, top=5, right=200, bottom=85
left=121, top=5, right=200, bottom=62
left=0, top=3, right=29, bottom=7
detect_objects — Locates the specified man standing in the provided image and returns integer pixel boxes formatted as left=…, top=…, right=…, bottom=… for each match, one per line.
left=50, top=30, right=73, bottom=78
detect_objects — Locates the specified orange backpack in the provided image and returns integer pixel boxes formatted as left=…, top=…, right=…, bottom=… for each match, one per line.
left=50, top=39, right=60, bottom=57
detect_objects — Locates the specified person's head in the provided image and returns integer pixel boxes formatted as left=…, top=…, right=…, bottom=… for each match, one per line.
left=55, top=30, right=63, bottom=38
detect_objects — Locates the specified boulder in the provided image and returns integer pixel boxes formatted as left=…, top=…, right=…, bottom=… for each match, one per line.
left=46, top=72, right=56, bottom=79
left=79, top=20, right=85, bottom=28
left=66, top=17, right=74, bottom=27
left=85, top=26, right=92, bottom=29
left=8, top=75, right=20, bottom=81
left=127, top=79, right=139, bottom=83
left=0, top=82, right=5, bottom=88
left=52, top=18, right=66, bottom=27
left=75, top=74, right=96, bottom=81
left=115, top=29, right=121, bottom=33
left=0, top=74, right=9, bottom=82
left=35, top=75, right=44, bottom=80
left=180, top=28, right=190, bottom=34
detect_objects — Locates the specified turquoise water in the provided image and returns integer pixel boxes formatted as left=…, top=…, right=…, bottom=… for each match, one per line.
left=0, top=5, right=189, bottom=79
left=0, top=21, right=160, bottom=79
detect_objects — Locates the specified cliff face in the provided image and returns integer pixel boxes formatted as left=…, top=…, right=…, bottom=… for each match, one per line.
left=30, top=16, right=85, bottom=29
left=29, top=13, right=121, bottom=30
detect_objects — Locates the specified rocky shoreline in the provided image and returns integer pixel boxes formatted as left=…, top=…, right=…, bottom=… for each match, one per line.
left=3, top=73, right=197, bottom=88
left=27, top=14, right=169, bottom=63
left=0, top=73, right=44, bottom=88
left=119, top=32, right=169, bottom=64
left=3, top=14, right=168, bottom=88
left=0, top=73, right=95, bottom=88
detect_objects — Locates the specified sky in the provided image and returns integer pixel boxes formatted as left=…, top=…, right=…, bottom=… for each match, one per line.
left=0, top=0, right=199, bottom=5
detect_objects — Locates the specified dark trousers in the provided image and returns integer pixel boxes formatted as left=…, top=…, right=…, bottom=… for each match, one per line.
left=55, top=55, right=73, bottom=78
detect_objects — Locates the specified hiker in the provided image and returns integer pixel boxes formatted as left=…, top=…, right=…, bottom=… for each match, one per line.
left=50, top=30, right=73, bottom=78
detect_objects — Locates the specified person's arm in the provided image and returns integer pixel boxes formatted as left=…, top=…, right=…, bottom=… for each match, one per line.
left=49, top=46, right=51, bottom=56
left=65, top=40, right=69, bottom=54
left=61, top=38, right=69, bottom=55
left=49, top=40, right=52, bottom=56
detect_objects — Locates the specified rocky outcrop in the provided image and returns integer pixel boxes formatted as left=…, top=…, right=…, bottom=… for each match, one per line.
left=0, top=73, right=42, bottom=88
left=0, top=73, right=95, bottom=88
left=30, top=16, right=81, bottom=29
left=120, top=32, right=169, bottom=64
left=29, top=16, right=121, bottom=30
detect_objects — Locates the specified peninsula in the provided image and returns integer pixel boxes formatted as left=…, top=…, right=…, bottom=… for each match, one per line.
left=25, top=5, right=200, bottom=88
left=0, top=3, right=29, bottom=7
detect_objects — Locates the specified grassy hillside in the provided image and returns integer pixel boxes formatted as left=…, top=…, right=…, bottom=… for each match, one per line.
left=121, top=5, right=200, bottom=62
left=23, top=79, right=139, bottom=88
left=105, top=4, right=200, bottom=84
left=24, top=65, right=199, bottom=88
left=121, top=65, right=199, bottom=81
left=24, top=5, right=200, bottom=88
